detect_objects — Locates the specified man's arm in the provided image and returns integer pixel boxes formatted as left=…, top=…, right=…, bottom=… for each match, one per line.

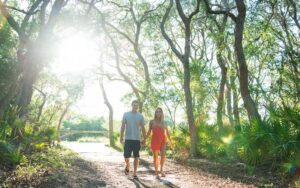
left=141, top=125, right=146, bottom=145
left=141, top=116, right=147, bottom=145
left=120, top=121, right=125, bottom=144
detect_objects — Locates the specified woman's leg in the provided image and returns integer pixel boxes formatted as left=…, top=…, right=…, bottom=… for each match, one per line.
left=153, top=150, right=159, bottom=177
left=160, top=144, right=166, bottom=177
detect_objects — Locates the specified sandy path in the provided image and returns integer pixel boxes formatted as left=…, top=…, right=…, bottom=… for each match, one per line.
left=62, top=142, right=256, bottom=188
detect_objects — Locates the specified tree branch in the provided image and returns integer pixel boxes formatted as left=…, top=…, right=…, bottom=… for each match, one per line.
left=98, top=9, right=142, bottom=99
left=79, top=0, right=135, bottom=44
left=4, top=5, right=39, bottom=15
left=160, top=0, right=183, bottom=61
left=188, top=0, right=201, bottom=20
left=289, top=0, right=300, bottom=29
left=0, top=0, right=25, bottom=39
left=203, top=0, right=237, bottom=22
left=174, top=0, right=187, bottom=23
left=21, top=0, right=44, bottom=30
left=47, top=0, right=66, bottom=26
left=107, top=0, right=129, bottom=10
left=38, top=0, right=51, bottom=27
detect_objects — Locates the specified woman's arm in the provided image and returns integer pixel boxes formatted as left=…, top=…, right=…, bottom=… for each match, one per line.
left=145, top=120, right=153, bottom=138
left=165, top=123, right=174, bottom=149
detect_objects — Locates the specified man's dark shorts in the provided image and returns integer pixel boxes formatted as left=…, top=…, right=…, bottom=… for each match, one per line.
left=124, top=140, right=141, bottom=158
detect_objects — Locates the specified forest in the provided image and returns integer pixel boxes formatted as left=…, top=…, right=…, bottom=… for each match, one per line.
left=0, top=0, right=299, bottom=187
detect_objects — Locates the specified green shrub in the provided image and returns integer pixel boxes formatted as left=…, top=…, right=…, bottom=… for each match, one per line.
left=196, top=124, right=235, bottom=160
left=233, top=122, right=273, bottom=165
left=0, top=105, right=21, bottom=141
left=32, top=126, right=57, bottom=150
left=0, top=141, right=26, bottom=166
left=171, top=124, right=190, bottom=159
left=232, top=107, right=300, bottom=167
left=192, top=106, right=300, bottom=170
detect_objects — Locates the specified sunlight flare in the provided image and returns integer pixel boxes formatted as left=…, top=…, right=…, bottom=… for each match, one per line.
left=53, top=33, right=98, bottom=74
left=221, top=134, right=233, bottom=144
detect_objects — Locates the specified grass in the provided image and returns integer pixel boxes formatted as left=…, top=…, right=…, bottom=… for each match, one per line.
left=77, top=136, right=110, bottom=143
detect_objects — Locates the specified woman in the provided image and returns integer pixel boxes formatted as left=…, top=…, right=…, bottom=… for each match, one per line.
left=146, top=107, right=173, bottom=179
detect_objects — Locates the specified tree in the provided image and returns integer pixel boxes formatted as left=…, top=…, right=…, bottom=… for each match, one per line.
left=0, top=0, right=68, bottom=145
left=99, top=75, right=114, bottom=146
left=160, top=0, right=201, bottom=156
left=0, top=18, right=18, bottom=117
left=204, top=0, right=261, bottom=123
left=208, top=13, right=228, bottom=127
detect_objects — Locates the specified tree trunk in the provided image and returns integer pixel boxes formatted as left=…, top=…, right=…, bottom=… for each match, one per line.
left=183, top=62, right=197, bottom=157
left=231, top=75, right=240, bottom=125
left=36, top=92, right=47, bottom=123
left=226, top=81, right=234, bottom=126
left=32, top=89, right=47, bottom=134
left=164, top=102, right=177, bottom=129
left=99, top=79, right=114, bottom=146
left=10, top=55, right=37, bottom=145
left=235, top=0, right=261, bottom=123
left=216, top=53, right=227, bottom=127
left=16, top=64, right=38, bottom=118
left=57, top=103, right=71, bottom=143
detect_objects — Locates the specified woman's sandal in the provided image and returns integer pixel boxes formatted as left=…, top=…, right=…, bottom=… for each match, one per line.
left=124, top=167, right=129, bottom=175
left=161, top=172, right=166, bottom=177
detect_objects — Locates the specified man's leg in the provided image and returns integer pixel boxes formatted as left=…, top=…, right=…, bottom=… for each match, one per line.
left=125, top=158, right=130, bottom=171
left=133, top=157, right=139, bottom=176
left=124, top=140, right=132, bottom=175
left=132, top=140, right=141, bottom=177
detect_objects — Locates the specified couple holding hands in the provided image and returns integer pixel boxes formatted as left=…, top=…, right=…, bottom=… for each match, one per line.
left=120, top=100, right=174, bottom=179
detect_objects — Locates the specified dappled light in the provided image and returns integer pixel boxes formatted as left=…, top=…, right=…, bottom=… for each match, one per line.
left=221, top=134, right=233, bottom=144
left=0, top=17, right=5, bottom=30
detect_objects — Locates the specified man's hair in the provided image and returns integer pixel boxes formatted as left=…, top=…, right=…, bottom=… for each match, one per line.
left=131, top=100, right=139, bottom=105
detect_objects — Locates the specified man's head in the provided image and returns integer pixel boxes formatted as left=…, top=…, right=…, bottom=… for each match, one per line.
left=131, top=100, right=139, bottom=112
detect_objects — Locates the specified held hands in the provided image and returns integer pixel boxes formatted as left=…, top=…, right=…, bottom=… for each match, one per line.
left=141, top=138, right=146, bottom=146
left=120, top=137, right=124, bottom=145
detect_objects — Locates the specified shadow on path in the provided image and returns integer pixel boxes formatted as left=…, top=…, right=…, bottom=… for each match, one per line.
left=127, top=176, right=181, bottom=188
left=128, top=177, right=151, bottom=188
left=137, top=158, right=180, bottom=188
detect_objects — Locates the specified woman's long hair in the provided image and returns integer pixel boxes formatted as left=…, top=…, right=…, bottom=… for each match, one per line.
left=154, top=107, right=164, bottom=126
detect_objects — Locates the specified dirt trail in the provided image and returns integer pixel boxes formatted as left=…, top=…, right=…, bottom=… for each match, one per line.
left=62, top=142, right=257, bottom=188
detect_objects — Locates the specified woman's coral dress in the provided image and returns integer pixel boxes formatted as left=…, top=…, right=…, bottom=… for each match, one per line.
left=150, top=124, right=166, bottom=150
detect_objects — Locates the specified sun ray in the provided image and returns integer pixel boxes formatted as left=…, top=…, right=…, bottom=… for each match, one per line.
left=52, top=32, right=98, bottom=74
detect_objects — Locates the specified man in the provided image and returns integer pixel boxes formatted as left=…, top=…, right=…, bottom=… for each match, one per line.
left=120, top=100, right=146, bottom=178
